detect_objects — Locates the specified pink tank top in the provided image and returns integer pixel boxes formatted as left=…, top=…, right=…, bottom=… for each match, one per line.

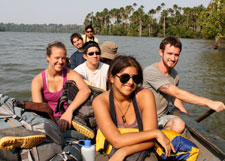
left=42, top=68, right=67, bottom=117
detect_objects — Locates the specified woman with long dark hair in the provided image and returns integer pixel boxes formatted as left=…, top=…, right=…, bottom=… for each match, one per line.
left=93, top=55, right=174, bottom=160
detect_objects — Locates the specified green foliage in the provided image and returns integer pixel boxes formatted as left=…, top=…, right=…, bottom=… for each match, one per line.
left=83, top=2, right=219, bottom=39
left=198, top=0, right=225, bottom=39
left=0, top=23, right=6, bottom=31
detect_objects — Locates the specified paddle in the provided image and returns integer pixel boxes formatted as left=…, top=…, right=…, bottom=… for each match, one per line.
left=196, top=109, right=215, bottom=122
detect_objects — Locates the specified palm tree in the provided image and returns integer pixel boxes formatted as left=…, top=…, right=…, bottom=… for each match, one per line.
left=139, top=5, right=145, bottom=37
left=173, top=4, right=178, bottom=14
left=161, top=3, right=166, bottom=10
left=161, top=9, right=168, bottom=37
left=183, top=7, right=191, bottom=28
left=168, top=8, right=174, bottom=17
left=148, top=9, right=155, bottom=36
left=133, top=3, right=137, bottom=10
left=156, top=6, right=161, bottom=14
left=124, top=5, right=133, bottom=24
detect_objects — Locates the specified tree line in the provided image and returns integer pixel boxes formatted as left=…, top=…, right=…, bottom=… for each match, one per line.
left=0, top=0, right=224, bottom=42
left=0, top=23, right=82, bottom=33
left=83, top=0, right=224, bottom=40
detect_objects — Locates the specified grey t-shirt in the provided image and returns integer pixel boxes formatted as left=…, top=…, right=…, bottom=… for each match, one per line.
left=143, top=63, right=179, bottom=117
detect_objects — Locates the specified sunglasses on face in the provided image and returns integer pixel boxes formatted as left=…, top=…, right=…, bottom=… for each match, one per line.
left=87, top=51, right=101, bottom=56
left=115, top=74, right=141, bottom=84
left=86, top=31, right=93, bottom=33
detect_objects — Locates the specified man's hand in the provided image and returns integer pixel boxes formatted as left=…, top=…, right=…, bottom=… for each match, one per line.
left=207, top=101, right=225, bottom=112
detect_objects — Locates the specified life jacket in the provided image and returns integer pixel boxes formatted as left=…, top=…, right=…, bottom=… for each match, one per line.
left=155, top=129, right=199, bottom=161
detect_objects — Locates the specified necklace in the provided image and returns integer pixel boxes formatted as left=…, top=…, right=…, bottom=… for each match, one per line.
left=115, top=100, right=131, bottom=124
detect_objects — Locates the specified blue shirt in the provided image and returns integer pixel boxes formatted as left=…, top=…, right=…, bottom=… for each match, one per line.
left=70, top=50, right=86, bottom=69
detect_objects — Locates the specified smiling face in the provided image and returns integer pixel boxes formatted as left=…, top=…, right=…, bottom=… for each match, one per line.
left=72, top=37, right=83, bottom=50
left=47, top=46, right=66, bottom=72
left=110, top=66, right=138, bottom=96
left=159, top=44, right=181, bottom=69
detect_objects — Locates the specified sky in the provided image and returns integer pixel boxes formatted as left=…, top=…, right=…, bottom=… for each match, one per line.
left=0, top=0, right=211, bottom=25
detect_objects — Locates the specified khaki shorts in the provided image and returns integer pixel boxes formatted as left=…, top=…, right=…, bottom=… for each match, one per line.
left=158, top=114, right=178, bottom=130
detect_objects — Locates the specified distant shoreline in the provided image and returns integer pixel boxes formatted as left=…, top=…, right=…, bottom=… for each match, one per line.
left=0, top=23, right=83, bottom=33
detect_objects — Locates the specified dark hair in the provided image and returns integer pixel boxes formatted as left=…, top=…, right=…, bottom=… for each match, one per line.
left=70, top=33, right=83, bottom=45
left=83, top=41, right=101, bottom=55
left=160, top=36, right=182, bottom=52
left=46, top=41, right=67, bottom=56
left=108, top=55, right=143, bottom=88
left=85, top=25, right=94, bottom=32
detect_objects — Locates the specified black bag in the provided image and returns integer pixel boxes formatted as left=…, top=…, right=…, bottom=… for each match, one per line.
left=56, top=80, right=104, bottom=133
left=106, top=90, right=149, bottom=161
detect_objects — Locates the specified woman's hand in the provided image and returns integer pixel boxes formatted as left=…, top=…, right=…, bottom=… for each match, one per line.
left=58, top=108, right=73, bottom=131
left=155, top=130, right=175, bottom=157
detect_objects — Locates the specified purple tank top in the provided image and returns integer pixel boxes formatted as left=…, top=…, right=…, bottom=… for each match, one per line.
left=42, top=68, right=67, bottom=117
left=117, top=98, right=142, bottom=128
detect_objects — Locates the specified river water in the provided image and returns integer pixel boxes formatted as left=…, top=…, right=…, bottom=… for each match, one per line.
left=0, top=32, right=224, bottom=139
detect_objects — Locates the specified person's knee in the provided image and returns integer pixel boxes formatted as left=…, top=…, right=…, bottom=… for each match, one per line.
left=165, top=117, right=185, bottom=133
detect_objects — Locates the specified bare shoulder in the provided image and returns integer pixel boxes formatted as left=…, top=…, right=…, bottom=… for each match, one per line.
left=93, top=91, right=109, bottom=103
left=32, top=73, right=42, bottom=86
left=136, top=87, right=155, bottom=111
left=136, top=87, right=154, bottom=98
left=67, top=68, right=80, bottom=79
left=92, top=91, right=109, bottom=108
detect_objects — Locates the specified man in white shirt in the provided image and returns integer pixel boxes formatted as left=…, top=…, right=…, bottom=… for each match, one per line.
left=75, top=41, right=109, bottom=90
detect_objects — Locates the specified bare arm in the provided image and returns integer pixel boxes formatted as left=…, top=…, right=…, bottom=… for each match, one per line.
left=31, top=73, right=43, bottom=103
left=159, top=84, right=225, bottom=112
left=59, top=69, right=91, bottom=131
left=173, top=98, right=188, bottom=114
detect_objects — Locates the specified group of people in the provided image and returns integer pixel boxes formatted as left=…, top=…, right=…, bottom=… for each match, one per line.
left=31, top=24, right=225, bottom=160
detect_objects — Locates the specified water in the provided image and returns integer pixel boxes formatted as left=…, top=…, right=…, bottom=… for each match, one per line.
left=0, top=32, right=224, bottom=139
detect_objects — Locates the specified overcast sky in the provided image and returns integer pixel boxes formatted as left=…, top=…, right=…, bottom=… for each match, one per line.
left=0, top=0, right=211, bottom=25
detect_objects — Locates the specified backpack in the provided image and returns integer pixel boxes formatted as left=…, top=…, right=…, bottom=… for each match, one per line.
left=0, top=94, right=64, bottom=161
left=56, top=80, right=105, bottom=133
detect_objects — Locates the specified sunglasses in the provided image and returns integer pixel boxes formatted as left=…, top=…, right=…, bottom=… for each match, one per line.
left=87, top=51, right=101, bottom=56
left=115, top=74, right=141, bottom=84
left=86, top=31, right=93, bottom=33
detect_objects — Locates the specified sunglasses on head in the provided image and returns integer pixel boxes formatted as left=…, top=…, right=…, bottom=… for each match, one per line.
left=115, top=74, right=141, bottom=84
left=87, top=51, right=101, bottom=56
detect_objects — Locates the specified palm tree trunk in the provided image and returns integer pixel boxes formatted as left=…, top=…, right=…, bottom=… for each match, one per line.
left=163, top=16, right=166, bottom=37
left=139, top=20, right=142, bottom=37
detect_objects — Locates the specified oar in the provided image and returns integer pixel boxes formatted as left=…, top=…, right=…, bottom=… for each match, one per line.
left=196, top=109, right=215, bottom=122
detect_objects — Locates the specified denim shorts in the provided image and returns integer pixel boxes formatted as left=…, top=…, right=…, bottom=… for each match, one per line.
left=158, top=114, right=178, bottom=130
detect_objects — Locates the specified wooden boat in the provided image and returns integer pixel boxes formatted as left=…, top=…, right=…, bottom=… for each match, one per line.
left=171, top=108, right=225, bottom=161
